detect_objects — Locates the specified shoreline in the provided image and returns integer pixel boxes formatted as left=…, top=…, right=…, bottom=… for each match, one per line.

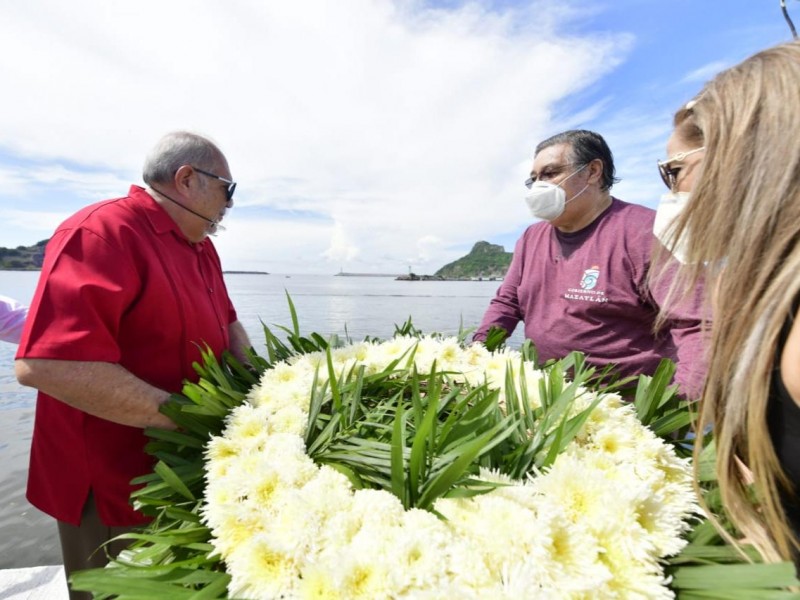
left=222, top=270, right=270, bottom=275
left=395, top=276, right=503, bottom=282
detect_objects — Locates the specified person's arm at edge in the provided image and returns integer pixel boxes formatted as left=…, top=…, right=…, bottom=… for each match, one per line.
left=667, top=314, right=706, bottom=400
left=472, top=236, right=526, bottom=342
left=0, top=295, right=28, bottom=344
left=228, top=320, right=252, bottom=364
left=15, top=358, right=176, bottom=430
left=648, top=263, right=708, bottom=400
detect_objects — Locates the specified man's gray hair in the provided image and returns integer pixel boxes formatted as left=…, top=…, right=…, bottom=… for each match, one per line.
left=142, top=131, right=223, bottom=186
left=535, top=129, right=620, bottom=191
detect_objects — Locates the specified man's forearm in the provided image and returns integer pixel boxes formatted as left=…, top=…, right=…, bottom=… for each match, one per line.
left=15, top=358, right=175, bottom=429
left=228, top=320, right=252, bottom=364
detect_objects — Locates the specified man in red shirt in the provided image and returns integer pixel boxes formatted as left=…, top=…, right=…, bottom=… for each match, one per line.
left=15, top=131, right=251, bottom=598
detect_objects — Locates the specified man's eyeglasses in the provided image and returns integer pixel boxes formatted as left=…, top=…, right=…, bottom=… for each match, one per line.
left=524, top=163, right=578, bottom=189
left=193, top=167, right=237, bottom=203
left=657, top=147, right=705, bottom=191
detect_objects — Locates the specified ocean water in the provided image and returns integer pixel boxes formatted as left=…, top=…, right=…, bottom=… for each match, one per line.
left=0, top=270, right=519, bottom=568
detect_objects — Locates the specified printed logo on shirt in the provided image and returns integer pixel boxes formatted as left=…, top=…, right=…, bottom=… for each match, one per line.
left=579, top=266, right=600, bottom=290
left=564, top=265, right=608, bottom=303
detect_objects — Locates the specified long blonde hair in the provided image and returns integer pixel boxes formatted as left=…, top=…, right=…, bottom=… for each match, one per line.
left=667, top=40, right=800, bottom=562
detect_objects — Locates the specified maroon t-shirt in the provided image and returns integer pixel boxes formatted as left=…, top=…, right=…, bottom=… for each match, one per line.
left=17, top=185, right=237, bottom=526
left=475, top=198, right=705, bottom=397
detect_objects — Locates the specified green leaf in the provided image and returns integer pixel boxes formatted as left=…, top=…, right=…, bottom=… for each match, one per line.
left=323, top=462, right=365, bottom=489
left=408, top=371, right=440, bottom=503
left=326, top=347, right=342, bottom=413
left=418, top=416, right=516, bottom=509
left=697, top=440, right=718, bottom=482
left=391, top=405, right=408, bottom=507
left=482, top=325, right=508, bottom=352
left=144, top=429, right=207, bottom=449
left=153, top=461, right=196, bottom=501
left=634, top=358, right=677, bottom=425
left=669, top=562, right=800, bottom=590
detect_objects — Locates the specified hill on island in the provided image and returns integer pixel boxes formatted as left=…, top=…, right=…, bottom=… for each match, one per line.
left=0, top=240, right=48, bottom=270
left=434, top=241, right=512, bottom=280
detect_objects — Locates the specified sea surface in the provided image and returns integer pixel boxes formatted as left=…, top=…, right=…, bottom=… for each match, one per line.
left=0, top=270, right=520, bottom=568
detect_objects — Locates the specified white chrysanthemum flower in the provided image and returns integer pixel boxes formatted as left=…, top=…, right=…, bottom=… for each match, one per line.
left=206, top=509, right=266, bottom=559
left=406, top=336, right=442, bottom=374
left=589, top=421, right=640, bottom=460
left=533, top=454, right=630, bottom=526
left=593, top=538, right=674, bottom=600
left=536, top=513, right=610, bottom=595
left=298, top=465, right=354, bottom=520
left=255, top=487, right=323, bottom=560
left=204, top=435, right=247, bottom=480
left=289, top=351, right=327, bottom=380
left=326, top=551, right=394, bottom=600
left=388, top=509, right=452, bottom=593
left=319, top=489, right=404, bottom=555
left=268, top=404, right=308, bottom=435
left=226, top=535, right=299, bottom=600
left=372, top=336, right=417, bottom=367
left=352, top=489, right=406, bottom=528
left=221, top=403, right=271, bottom=440
left=297, top=563, right=343, bottom=600
left=481, top=349, right=517, bottom=388
left=445, top=494, right=541, bottom=578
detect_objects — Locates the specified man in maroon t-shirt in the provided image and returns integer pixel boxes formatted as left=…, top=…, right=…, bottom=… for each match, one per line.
left=15, top=132, right=252, bottom=598
left=474, top=130, right=705, bottom=398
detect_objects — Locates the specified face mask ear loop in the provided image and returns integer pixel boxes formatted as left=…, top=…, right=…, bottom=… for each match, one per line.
left=560, top=163, right=590, bottom=205
left=561, top=162, right=588, bottom=186
left=565, top=183, right=589, bottom=206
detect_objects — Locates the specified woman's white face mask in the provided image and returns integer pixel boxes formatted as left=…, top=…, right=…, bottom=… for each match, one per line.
left=653, top=191, right=691, bottom=263
left=524, top=164, right=589, bottom=221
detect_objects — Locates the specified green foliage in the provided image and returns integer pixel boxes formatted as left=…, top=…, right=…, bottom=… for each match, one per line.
left=482, top=325, right=509, bottom=352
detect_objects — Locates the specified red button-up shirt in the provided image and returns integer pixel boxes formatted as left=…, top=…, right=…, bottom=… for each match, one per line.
left=18, top=186, right=237, bottom=525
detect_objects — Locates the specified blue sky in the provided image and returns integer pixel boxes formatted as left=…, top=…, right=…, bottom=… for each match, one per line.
left=0, top=0, right=795, bottom=274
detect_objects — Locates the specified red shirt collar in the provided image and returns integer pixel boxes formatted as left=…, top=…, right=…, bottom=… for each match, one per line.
left=128, top=185, right=207, bottom=250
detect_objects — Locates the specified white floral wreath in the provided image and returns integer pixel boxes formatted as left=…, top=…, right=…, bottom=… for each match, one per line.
left=202, top=336, right=697, bottom=599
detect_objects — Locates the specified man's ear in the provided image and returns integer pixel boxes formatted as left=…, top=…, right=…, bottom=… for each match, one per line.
left=587, top=158, right=604, bottom=186
left=173, top=165, right=195, bottom=194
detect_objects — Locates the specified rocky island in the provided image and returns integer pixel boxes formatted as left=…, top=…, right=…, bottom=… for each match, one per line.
left=0, top=240, right=47, bottom=270
left=397, top=241, right=512, bottom=281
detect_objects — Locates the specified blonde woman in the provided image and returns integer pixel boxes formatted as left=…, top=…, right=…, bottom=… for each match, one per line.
left=656, top=40, right=800, bottom=564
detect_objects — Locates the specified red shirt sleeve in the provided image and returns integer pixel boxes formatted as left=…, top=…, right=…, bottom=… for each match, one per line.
left=18, top=227, right=138, bottom=363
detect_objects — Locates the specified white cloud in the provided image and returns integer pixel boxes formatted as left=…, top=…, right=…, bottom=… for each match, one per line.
left=321, top=222, right=360, bottom=264
left=0, top=0, right=633, bottom=272
left=0, top=208, right=69, bottom=241
left=1, top=165, right=130, bottom=199
left=680, top=60, right=730, bottom=84
left=413, top=235, right=444, bottom=264
left=212, top=215, right=335, bottom=274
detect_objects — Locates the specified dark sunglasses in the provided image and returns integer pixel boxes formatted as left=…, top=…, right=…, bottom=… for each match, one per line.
left=193, top=167, right=237, bottom=203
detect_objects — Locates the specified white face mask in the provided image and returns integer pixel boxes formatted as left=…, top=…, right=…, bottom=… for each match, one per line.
left=524, top=164, right=589, bottom=221
left=653, top=191, right=690, bottom=263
